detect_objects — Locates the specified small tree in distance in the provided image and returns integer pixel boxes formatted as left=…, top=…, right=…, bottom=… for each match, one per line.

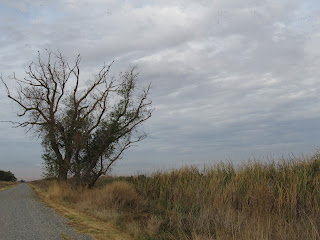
left=0, top=170, right=17, bottom=182
left=2, top=50, right=153, bottom=187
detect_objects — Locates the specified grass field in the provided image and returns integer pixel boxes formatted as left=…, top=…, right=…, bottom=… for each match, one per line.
left=31, top=153, right=320, bottom=239
left=0, top=181, right=19, bottom=191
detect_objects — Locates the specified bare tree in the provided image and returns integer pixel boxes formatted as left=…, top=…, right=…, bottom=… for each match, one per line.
left=1, top=50, right=153, bottom=185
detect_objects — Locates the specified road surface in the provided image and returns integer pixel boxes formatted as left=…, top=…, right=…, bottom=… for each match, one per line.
left=0, top=183, right=93, bottom=240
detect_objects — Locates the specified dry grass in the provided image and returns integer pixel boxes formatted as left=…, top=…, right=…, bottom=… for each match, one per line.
left=31, top=178, right=165, bottom=239
left=0, top=181, right=19, bottom=191
left=32, top=153, right=320, bottom=239
left=125, top=154, right=320, bottom=239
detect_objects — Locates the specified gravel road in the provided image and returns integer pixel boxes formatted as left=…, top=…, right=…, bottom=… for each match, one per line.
left=0, top=183, right=93, bottom=240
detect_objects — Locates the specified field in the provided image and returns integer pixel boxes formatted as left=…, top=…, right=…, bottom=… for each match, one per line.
left=0, top=181, right=19, bottom=191
left=31, top=153, right=320, bottom=240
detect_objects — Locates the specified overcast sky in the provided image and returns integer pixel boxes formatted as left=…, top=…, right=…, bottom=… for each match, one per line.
left=1, top=0, right=320, bottom=180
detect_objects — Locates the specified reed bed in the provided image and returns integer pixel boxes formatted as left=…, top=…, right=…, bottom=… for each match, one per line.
left=124, top=154, right=320, bottom=239
left=34, top=153, right=320, bottom=239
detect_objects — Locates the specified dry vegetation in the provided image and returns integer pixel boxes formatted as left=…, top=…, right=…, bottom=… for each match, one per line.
left=31, top=153, right=320, bottom=240
left=0, top=181, right=19, bottom=191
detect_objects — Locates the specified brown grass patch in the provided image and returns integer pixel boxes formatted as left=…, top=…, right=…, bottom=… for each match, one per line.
left=30, top=153, right=320, bottom=239
left=0, top=181, right=19, bottom=191
left=30, top=180, right=133, bottom=240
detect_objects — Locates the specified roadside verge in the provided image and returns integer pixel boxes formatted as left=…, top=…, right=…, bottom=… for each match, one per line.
left=0, top=181, right=19, bottom=191
left=29, top=182, right=132, bottom=240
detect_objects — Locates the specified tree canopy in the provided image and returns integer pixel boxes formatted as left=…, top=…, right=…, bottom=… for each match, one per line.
left=0, top=170, right=17, bottom=182
left=2, top=50, right=153, bottom=187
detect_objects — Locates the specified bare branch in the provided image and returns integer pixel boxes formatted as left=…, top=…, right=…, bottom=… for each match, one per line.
left=2, top=51, right=152, bottom=186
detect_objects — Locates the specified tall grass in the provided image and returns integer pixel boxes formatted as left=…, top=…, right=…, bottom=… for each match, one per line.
left=126, top=154, right=320, bottom=239
left=0, top=181, right=18, bottom=191
left=33, top=153, right=320, bottom=239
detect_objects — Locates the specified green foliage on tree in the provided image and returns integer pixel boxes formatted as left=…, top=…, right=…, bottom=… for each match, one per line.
left=2, top=50, right=153, bottom=187
left=41, top=139, right=60, bottom=179
left=0, top=170, right=17, bottom=182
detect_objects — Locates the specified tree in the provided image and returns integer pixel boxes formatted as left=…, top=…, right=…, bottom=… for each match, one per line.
left=2, top=50, right=153, bottom=187
left=0, top=170, right=17, bottom=182
left=41, top=139, right=60, bottom=179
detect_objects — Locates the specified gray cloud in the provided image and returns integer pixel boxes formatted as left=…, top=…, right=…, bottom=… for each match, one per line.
left=1, top=0, right=320, bottom=179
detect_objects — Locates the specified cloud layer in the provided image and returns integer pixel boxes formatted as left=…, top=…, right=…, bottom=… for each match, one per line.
left=1, top=0, right=320, bottom=179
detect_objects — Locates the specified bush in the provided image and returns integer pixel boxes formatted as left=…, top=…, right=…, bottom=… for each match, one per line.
left=0, top=170, right=17, bottom=182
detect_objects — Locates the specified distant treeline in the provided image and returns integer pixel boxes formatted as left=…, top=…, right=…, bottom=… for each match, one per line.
left=0, top=170, right=17, bottom=182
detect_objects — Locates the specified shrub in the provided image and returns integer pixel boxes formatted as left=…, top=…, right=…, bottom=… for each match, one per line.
left=0, top=170, right=17, bottom=182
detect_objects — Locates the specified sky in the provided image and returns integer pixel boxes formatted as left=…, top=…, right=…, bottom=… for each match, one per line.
left=1, top=0, right=320, bottom=180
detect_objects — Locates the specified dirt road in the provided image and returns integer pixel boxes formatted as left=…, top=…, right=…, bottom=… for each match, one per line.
left=0, top=183, right=93, bottom=240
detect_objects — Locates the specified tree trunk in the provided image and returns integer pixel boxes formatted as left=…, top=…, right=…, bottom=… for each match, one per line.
left=73, top=151, right=83, bottom=186
left=74, top=168, right=81, bottom=186
left=87, top=173, right=102, bottom=189
left=58, top=164, right=68, bottom=181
